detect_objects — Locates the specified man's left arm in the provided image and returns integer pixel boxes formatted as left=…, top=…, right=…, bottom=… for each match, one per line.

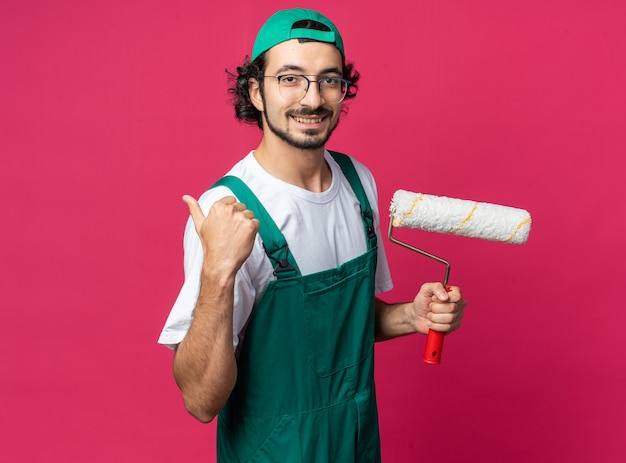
left=374, top=283, right=466, bottom=342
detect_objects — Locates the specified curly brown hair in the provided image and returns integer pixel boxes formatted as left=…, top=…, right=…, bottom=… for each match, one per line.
left=226, top=54, right=359, bottom=129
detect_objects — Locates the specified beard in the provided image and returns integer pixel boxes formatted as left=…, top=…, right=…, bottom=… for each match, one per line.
left=263, top=106, right=340, bottom=151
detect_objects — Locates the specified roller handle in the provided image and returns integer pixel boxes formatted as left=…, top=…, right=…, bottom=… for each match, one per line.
left=423, top=330, right=444, bottom=364
left=422, top=286, right=452, bottom=365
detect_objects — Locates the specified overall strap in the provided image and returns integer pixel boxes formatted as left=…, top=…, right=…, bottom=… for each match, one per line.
left=329, top=151, right=378, bottom=250
left=211, top=176, right=301, bottom=279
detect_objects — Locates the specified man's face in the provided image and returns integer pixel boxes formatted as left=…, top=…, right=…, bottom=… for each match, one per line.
left=256, top=39, right=344, bottom=150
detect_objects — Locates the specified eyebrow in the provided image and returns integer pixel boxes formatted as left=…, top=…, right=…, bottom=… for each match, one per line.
left=273, top=64, right=343, bottom=76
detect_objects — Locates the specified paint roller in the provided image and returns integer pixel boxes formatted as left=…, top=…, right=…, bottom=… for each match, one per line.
left=388, top=189, right=532, bottom=364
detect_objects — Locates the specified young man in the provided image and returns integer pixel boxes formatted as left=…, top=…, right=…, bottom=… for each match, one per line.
left=159, top=8, right=466, bottom=462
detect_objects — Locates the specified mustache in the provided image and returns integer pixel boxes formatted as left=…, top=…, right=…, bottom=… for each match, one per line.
left=287, top=108, right=331, bottom=118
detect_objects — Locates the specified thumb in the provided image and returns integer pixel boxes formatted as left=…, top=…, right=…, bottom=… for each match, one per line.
left=182, top=194, right=205, bottom=233
left=420, top=282, right=450, bottom=302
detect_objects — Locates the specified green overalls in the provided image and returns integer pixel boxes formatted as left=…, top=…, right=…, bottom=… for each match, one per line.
left=214, top=152, right=381, bottom=463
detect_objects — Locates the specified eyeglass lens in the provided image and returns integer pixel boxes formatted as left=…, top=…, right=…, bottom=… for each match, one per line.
left=276, top=75, right=348, bottom=103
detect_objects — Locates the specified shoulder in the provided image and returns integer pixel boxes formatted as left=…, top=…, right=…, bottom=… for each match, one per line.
left=194, top=152, right=259, bottom=214
left=327, top=150, right=375, bottom=180
left=326, top=150, right=379, bottom=200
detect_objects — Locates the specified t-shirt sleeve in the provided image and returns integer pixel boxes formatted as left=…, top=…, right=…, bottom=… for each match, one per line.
left=157, top=187, right=235, bottom=350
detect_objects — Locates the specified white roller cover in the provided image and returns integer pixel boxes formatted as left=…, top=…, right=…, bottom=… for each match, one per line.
left=390, top=190, right=532, bottom=244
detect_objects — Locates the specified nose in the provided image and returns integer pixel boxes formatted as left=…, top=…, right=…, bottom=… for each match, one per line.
left=300, top=80, right=324, bottom=107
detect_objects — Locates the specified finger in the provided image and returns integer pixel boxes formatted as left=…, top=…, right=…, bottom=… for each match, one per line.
left=429, top=300, right=456, bottom=315
left=434, top=310, right=464, bottom=332
left=446, top=285, right=462, bottom=300
left=220, top=196, right=237, bottom=205
left=182, top=195, right=206, bottom=230
left=224, top=199, right=258, bottom=222
left=428, top=304, right=464, bottom=327
left=241, top=209, right=257, bottom=220
left=435, top=285, right=463, bottom=303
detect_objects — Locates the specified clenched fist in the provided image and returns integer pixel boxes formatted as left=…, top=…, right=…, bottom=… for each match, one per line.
left=183, top=195, right=260, bottom=278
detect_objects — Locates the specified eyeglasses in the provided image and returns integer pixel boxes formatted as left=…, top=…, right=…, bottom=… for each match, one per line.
left=264, top=74, right=351, bottom=103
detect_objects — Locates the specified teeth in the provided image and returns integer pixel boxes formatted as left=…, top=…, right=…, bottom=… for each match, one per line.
left=293, top=116, right=323, bottom=124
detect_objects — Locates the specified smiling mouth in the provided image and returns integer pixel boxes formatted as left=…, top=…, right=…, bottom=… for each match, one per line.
left=292, top=115, right=325, bottom=124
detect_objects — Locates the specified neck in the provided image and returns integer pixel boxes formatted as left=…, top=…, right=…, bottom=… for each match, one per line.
left=253, top=138, right=331, bottom=192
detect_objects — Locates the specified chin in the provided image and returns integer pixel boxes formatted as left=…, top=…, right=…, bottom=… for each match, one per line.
left=287, top=139, right=327, bottom=150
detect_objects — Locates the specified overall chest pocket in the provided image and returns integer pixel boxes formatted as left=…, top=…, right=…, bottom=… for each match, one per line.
left=302, top=264, right=375, bottom=377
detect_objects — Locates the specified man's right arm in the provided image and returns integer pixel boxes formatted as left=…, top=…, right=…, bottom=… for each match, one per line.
left=172, top=195, right=259, bottom=423
left=173, top=265, right=238, bottom=422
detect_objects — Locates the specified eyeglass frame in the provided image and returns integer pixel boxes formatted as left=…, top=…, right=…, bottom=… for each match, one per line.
left=263, top=74, right=352, bottom=103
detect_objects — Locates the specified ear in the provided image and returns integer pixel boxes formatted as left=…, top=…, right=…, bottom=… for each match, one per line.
left=249, top=78, right=264, bottom=112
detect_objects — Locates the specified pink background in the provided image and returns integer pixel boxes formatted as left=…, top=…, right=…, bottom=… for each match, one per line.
left=2, top=1, right=625, bottom=462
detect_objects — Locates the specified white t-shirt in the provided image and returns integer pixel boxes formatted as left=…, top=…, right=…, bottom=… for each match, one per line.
left=158, top=151, right=394, bottom=350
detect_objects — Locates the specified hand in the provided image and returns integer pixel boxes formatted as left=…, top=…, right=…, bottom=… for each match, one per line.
left=183, top=195, right=260, bottom=276
left=411, top=282, right=466, bottom=335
